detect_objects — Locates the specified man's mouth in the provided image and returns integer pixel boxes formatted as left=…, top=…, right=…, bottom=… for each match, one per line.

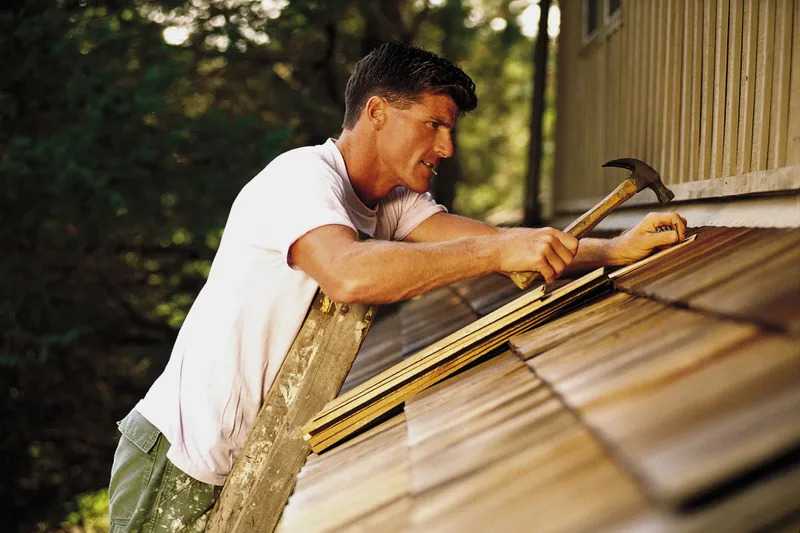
left=421, top=160, right=438, bottom=176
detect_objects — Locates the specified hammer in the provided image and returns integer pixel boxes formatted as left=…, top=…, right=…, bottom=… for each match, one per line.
left=509, top=158, right=675, bottom=290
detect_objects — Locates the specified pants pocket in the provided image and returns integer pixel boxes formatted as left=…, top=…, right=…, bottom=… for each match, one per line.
left=108, top=410, right=162, bottom=527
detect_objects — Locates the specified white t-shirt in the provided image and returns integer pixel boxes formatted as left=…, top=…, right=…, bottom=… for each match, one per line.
left=135, top=139, right=445, bottom=485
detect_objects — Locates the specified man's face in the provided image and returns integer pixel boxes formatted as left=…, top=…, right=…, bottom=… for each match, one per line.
left=376, top=92, right=459, bottom=193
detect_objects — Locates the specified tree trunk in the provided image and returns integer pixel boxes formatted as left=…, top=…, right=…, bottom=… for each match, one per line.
left=524, top=0, right=552, bottom=227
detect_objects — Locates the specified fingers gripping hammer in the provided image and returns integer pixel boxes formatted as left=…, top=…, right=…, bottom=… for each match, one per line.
left=509, top=158, right=675, bottom=290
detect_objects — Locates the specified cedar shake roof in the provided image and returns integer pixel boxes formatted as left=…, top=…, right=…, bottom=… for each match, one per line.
left=278, top=226, right=800, bottom=532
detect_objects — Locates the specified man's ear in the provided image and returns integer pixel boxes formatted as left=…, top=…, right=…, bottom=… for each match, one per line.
left=364, top=96, right=387, bottom=130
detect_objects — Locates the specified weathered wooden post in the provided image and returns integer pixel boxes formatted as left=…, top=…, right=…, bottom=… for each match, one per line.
left=206, top=290, right=376, bottom=533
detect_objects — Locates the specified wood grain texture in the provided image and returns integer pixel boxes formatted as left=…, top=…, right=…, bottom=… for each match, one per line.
left=341, top=309, right=403, bottom=394
left=206, top=292, right=375, bottom=533
left=633, top=1, right=648, bottom=160
left=688, top=238, right=800, bottom=332
left=509, top=292, right=634, bottom=360
left=613, top=226, right=753, bottom=291
left=710, top=0, right=731, bottom=179
left=530, top=298, right=670, bottom=383
left=650, top=0, right=668, bottom=169
left=663, top=0, right=684, bottom=181
left=617, top=228, right=800, bottom=323
left=303, top=269, right=611, bottom=453
left=736, top=0, right=760, bottom=175
left=722, top=1, right=744, bottom=177
left=789, top=0, right=800, bottom=165
left=306, top=276, right=611, bottom=452
left=405, top=354, right=646, bottom=533
left=752, top=0, right=776, bottom=170
left=678, top=0, right=695, bottom=183
left=449, top=273, right=521, bottom=316
left=537, top=320, right=799, bottom=508
left=769, top=0, right=794, bottom=168
left=699, top=0, right=718, bottom=181
left=276, top=414, right=410, bottom=533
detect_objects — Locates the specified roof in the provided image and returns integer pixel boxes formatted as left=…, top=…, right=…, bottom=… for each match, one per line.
left=277, top=226, right=800, bottom=532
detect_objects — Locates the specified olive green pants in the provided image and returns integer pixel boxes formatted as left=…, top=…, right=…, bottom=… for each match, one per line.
left=108, top=410, right=221, bottom=532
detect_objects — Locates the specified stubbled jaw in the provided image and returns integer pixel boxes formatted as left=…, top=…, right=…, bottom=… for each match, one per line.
left=421, top=160, right=438, bottom=176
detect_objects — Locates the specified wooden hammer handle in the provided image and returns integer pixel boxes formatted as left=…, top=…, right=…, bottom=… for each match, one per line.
left=509, top=179, right=639, bottom=290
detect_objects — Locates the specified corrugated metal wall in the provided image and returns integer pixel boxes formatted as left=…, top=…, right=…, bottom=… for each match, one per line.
left=554, top=0, right=800, bottom=211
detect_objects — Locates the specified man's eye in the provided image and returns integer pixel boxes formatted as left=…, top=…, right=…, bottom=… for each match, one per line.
left=427, top=121, right=439, bottom=129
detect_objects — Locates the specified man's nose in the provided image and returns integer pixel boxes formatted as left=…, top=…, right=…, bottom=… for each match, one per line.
left=434, top=129, right=455, bottom=159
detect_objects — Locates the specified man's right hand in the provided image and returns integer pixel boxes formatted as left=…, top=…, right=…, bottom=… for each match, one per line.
left=495, top=227, right=579, bottom=284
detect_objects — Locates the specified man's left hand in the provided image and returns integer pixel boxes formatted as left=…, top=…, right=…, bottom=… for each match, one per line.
left=608, top=211, right=688, bottom=265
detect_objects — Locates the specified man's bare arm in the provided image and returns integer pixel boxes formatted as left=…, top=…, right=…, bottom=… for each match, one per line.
left=290, top=220, right=577, bottom=304
left=405, top=211, right=687, bottom=273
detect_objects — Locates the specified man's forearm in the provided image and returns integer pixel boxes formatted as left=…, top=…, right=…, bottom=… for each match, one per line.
left=331, top=236, right=500, bottom=304
left=568, top=237, right=623, bottom=272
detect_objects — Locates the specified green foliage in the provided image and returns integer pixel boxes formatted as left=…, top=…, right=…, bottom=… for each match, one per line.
left=61, top=489, right=110, bottom=533
left=2, top=1, right=551, bottom=530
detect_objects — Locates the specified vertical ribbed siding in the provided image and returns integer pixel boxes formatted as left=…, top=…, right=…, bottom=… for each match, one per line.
left=554, top=0, right=799, bottom=209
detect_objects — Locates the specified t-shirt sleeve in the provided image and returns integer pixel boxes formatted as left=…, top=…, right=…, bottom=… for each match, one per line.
left=229, top=156, right=356, bottom=264
left=380, top=188, right=448, bottom=241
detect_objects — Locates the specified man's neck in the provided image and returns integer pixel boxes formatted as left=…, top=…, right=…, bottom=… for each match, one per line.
left=335, top=129, right=395, bottom=208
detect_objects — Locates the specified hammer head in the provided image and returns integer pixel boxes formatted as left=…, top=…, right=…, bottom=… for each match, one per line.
left=602, top=158, right=675, bottom=203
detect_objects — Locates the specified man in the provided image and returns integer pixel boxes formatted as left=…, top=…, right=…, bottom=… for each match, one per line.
left=108, top=42, right=685, bottom=531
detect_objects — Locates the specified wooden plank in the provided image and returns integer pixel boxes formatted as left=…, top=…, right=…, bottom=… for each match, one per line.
left=207, top=292, right=376, bottom=533
left=622, top=0, right=635, bottom=156
left=309, top=280, right=546, bottom=418
left=769, top=0, right=795, bottom=168
left=614, top=227, right=753, bottom=291
left=557, top=313, right=758, bottom=409
left=405, top=353, right=551, bottom=490
left=623, top=229, right=800, bottom=304
left=677, top=0, right=695, bottom=183
left=399, top=288, right=477, bottom=357
left=710, top=0, right=730, bottom=179
left=509, top=292, right=635, bottom=360
left=409, top=404, right=647, bottom=533
left=530, top=299, right=670, bottom=383
left=594, top=36, right=607, bottom=198
left=722, top=1, right=744, bottom=177
left=635, top=463, right=800, bottom=533
left=752, top=0, right=776, bottom=170
left=303, top=269, right=608, bottom=449
left=633, top=1, right=648, bottom=159
left=688, top=0, right=704, bottom=182
left=688, top=239, right=800, bottom=332
left=306, top=275, right=611, bottom=452
left=607, top=21, right=621, bottom=192
left=341, top=310, right=403, bottom=394
left=789, top=0, right=800, bottom=165
left=608, top=234, right=698, bottom=280
left=557, top=328, right=800, bottom=508
left=736, top=0, right=760, bottom=175
left=699, top=0, right=718, bottom=180
left=276, top=414, right=409, bottom=533
left=534, top=308, right=716, bottom=393
left=449, top=273, right=521, bottom=316
left=665, top=0, right=684, bottom=182
left=645, top=2, right=669, bottom=169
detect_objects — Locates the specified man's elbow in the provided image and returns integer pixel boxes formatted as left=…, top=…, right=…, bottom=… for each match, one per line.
left=321, top=273, right=399, bottom=305
left=321, top=274, right=371, bottom=305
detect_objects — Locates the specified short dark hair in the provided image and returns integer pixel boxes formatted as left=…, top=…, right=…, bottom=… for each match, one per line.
left=342, top=42, right=478, bottom=129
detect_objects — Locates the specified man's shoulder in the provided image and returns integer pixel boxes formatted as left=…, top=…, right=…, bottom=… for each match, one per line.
left=242, top=141, right=345, bottom=201
left=266, top=141, right=338, bottom=176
